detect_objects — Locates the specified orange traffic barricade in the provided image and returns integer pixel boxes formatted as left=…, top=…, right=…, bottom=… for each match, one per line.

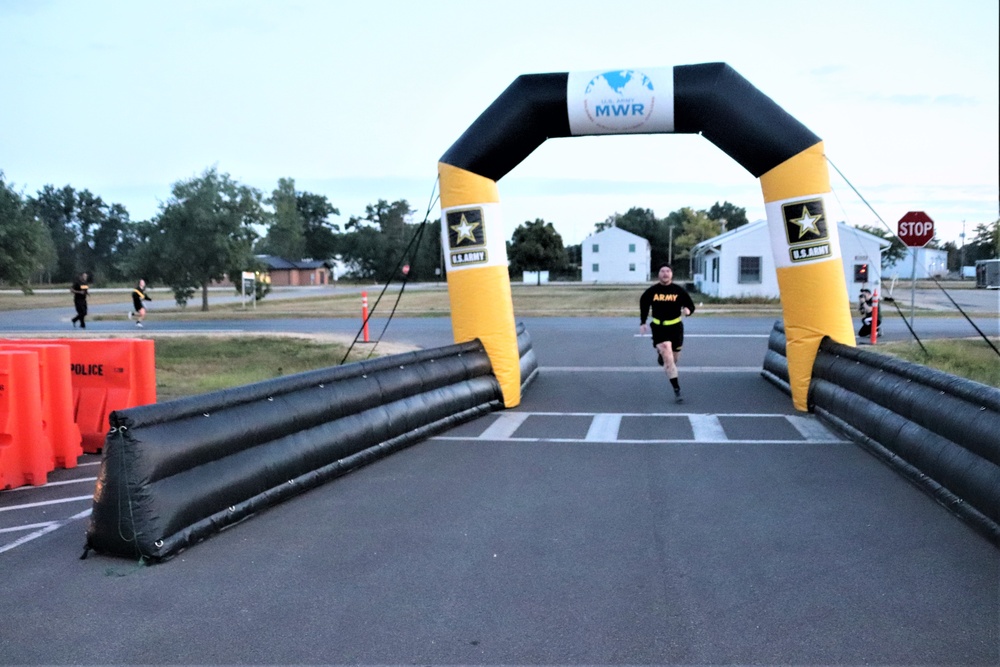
left=0, top=342, right=83, bottom=469
left=0, top=350, right=50, bottom=489
left=61, top=339, right=156, bottom=453
left=1, top=338, right=157, bottom=454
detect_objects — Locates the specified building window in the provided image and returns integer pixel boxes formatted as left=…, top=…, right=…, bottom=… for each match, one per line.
left=592, top=263, right=600, bottom=273
left=628, top=243, right=635, bottom=253
left=629, top=263, right=636, bottom=272
left=738, top=256, right=762, bottom=283
left=592, top=244, right=599, bottom=253
left=711, top=257, right=719, bottom=282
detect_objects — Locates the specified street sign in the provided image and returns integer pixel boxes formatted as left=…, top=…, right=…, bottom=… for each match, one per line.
left=898, top=211, right=934, bottom=247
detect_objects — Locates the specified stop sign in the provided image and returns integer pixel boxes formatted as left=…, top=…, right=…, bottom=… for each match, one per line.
left=898, top=211, right=934, bottom=247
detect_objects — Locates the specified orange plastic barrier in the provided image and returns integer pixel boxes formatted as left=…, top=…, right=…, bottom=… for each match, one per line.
left=1, top=338, right=157, bottom=454
left=0, top=342, right=83, bottom=469
left=0, top=350, right=50, bottom=489
left=62, top=339, right=156, bottom=453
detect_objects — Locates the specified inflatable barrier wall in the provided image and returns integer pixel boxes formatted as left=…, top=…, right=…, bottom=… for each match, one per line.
left=762, top=321, right=1000, bottom=545
left=86, top=341, right=504, bottom=561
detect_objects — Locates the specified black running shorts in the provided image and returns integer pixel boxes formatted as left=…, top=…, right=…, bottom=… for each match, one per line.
left=651, top=322, right=684, bottom=352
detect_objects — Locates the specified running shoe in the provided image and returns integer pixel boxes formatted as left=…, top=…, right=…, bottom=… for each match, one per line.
left=674, top=388, right=684, bottom=404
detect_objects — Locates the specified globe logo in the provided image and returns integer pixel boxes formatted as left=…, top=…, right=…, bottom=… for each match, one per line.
left=581, top=69, right=656, bottom=131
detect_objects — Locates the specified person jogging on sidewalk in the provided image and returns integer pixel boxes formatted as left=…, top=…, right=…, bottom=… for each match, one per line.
left=639, top=263, right=696, bottom=403
left=70, top=272, right=90, bottom=328
left=128, top=278, right=152, bottom=327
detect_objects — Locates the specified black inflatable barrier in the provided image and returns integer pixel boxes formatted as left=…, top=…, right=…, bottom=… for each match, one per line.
left=517, top=321, right=539, bottom=392
left=85, top=341, right=503, bottom=561
left=760, top=322, right=790, bottom=394
left=762, top=322, right=1000, bottom=545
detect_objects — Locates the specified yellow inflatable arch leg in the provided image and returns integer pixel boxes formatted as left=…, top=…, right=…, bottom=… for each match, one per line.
left=438, top=162, right=521, bottom=407
left=760, top=142, right=857, bottom=410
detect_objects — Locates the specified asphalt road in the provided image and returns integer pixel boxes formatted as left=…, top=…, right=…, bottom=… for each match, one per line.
left=0, top=293, right=998, bottom=665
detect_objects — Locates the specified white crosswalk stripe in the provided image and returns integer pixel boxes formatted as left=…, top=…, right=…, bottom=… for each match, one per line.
left=433, top=412, right=848, bottom=444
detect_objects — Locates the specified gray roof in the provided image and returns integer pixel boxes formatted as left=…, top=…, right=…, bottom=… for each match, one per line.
left=256, top=255, right=332, bottom=270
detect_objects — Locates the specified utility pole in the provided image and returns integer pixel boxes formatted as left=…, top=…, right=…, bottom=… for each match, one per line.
left=960, top=219, right=966, bottom=271
left=668, top=225, right=674, bottom=265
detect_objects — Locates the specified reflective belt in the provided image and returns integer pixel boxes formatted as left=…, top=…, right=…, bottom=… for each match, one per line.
left=650, top=316, right=681, bottom=326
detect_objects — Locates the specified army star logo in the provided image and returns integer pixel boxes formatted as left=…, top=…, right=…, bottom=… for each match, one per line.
left=451, top=214, right=479, bottom=244
left=446, top=208, right=485, bottom=249
left=781, top=198, right=828, bottom=245
left=790, top=206, right=821, bottom=238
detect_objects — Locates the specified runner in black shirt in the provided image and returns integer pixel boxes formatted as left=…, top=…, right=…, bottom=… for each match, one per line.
left=128, top=279, right=152, bottom=327
left=639, top=264, right=696, bottom=403
left=70, top=272, right=89, bottom=328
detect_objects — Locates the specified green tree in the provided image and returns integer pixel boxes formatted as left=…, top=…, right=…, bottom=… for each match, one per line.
left=30, top=184, right=77, bottom=282
left=508, top=218, right=567, bottom=282
left=259, top=177, right=306, bottom=260
left=27, top=184, right=135, bottom=284
left=336, top=226, right=385, bottom=280
left=147, top=167, right=264, bottom=310
left=966, top=220, right=1000, bottom=262
left=706, top=201, right=748, bottom=231
left=0, top=173, right=53, bottom=292
left=852, top=224, right=908, bottom=270
left=671, top=207, right=723, bottom=269
left=298, top=191, right=340, bottom=259
left=340, top=199, right=417, bottom=282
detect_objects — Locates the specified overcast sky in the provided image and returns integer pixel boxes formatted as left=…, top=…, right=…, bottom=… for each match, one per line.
left=1, top=0, right=997, bottom=247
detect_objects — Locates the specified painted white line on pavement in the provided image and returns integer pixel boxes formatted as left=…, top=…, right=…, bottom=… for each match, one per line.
left=689, top=414, right=728, bottom=441
left=479, top=413, right=530, bottom=440
left=0, top=509, right=92, bottom=554
left=635, top=334, right=769, bottom=338
left=0, top=495, right=93, bottom=513
left=0, top=521, right=57, bottom=534
left=586, top=414, right=622, bottom=442
left=540, top=366, right=760, bottom=372
left=438, top=412, right=852, bottom=445
left=787, top=415, right=842, bottom=442
left=6, top=477, right=97, bottom=492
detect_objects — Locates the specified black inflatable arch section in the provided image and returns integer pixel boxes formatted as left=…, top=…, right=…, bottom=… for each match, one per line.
left=440, top=64, right=820, bottom=183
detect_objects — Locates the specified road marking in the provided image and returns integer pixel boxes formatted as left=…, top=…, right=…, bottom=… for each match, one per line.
left=586, top=414, right=622, bottom=441
left=0, top=495, right=93, bottom=513
left=478, top=412, right=530, bottom=440
left=0, top=521, right=58, bottom=534
left=689, top=414, right=727, bottom=441
left=0, top=509, right=91, bottom=554
left=5, top=477, right=97, bottom=492
left=787, top=415, right=839, bottom=441
left=541, top=367, right=761, bottom=373
left=432, top=412, right=850, bottom=445
left=636, top=334, right=769, bottom=338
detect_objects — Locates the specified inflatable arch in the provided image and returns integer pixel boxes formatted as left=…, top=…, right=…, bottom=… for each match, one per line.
left=438, top=63, right=855, bottom=410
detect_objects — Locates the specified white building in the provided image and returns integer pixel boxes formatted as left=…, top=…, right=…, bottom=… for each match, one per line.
left=884, top=246, right=949, bottom=279
left=581, top=226, right=651, bottom=283
left=690, top=220, right=890, bottom=298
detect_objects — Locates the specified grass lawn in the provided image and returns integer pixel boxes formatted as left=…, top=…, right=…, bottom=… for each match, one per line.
left=875, top=338, right=1000, bottom=388
left=151, top=334, right=414, bottom=402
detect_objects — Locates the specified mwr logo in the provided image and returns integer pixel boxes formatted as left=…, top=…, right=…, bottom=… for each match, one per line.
left=446, top=208, right=485, bottom=250
left=582, top=70, right=655, bottom=131
left=782, top=198, right=828, bottom=246
left=450, top=249, right=488, bottom=267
